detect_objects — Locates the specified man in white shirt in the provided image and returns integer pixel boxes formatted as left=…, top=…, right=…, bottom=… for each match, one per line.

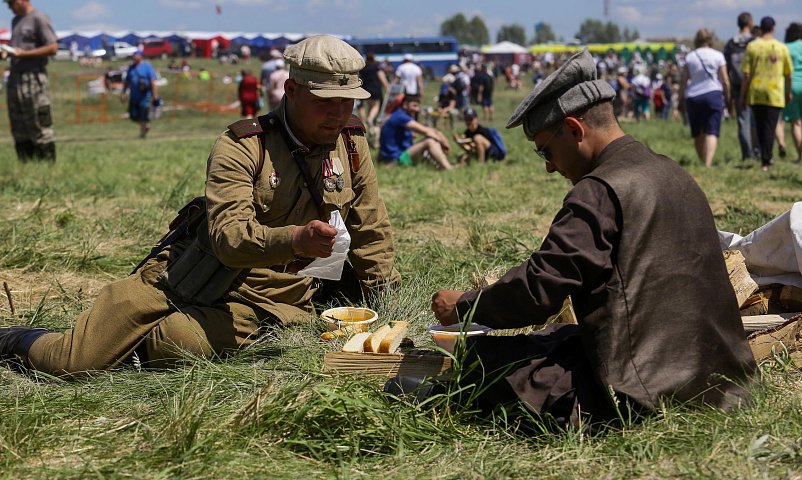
left=630, top=67, right=652, bottom=122
left=395, top=53, right=423, bottom=96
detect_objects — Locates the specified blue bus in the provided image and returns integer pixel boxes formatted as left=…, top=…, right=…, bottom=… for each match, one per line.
left=347, top=36, right=458, bottom=79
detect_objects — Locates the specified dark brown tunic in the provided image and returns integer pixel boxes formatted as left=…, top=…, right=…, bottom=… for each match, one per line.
left=456, top=135, right=756, bottom=427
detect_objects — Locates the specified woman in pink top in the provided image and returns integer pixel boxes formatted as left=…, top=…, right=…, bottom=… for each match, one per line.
left=268, top=63, right=290, bottom=110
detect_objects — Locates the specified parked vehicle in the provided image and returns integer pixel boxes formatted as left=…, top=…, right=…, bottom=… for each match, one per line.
left=142, top=39, right=172, bottom=60
left=54, top=43, right=85, bottom=61
left=89, top=41, right=138, bottom=61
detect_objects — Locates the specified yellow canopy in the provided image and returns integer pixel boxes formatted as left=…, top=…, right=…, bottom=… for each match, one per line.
left=529, top=42, right=676, bottom=56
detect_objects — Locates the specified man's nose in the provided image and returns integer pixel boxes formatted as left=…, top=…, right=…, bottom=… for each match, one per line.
left=329, top=101, right=351, bottom=119
left=545, top=160, right=557, bottom=173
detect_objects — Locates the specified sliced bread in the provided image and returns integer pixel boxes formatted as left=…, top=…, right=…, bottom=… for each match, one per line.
left=363, top=324, right=392, bottom=353
left=342, top=332, right=371, bottom=353
left=378, top=321, right=410, bottom=353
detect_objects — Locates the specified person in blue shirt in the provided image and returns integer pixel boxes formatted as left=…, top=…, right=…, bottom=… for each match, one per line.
left=121, top=50, right=158, bottom=139
left=379, top=94, right=454, bottom=170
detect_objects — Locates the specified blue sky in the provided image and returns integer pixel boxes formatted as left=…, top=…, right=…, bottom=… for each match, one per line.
left=2, top=0, right=800, bottom=42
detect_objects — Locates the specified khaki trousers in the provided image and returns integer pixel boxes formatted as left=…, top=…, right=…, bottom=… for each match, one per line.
left=27, top=257, right=265, bottom=376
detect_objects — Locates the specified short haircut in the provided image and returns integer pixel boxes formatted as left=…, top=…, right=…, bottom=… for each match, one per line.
left=402, top=94, right=420, bottom=104
left=571, top=100, right=619, bottom=132
left=545, top=100, right=619, bottom=136
left=737, top=12, right=752, bottom=30
left=366, top=52, right=375, bottom=62
left=694, top=29, right=714, bottom=48
left=785, top=23, right=802, bottom=43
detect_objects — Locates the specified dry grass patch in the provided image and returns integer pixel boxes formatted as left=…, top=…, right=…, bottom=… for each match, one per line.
left=398, top=222, right=467, bottom=247
left=0, top=268, right=106, bottom=320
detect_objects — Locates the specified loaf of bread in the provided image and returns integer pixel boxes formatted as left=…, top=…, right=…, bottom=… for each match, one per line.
left=363, top=325, right=391, bottom=353
left=342, top=332, right=371, bottom=353
left=378, top=321, right=409, bottom=353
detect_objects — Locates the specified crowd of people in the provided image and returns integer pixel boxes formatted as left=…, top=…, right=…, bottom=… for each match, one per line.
left=368, top=11, right=800, bottom=172
left=590, top=12, right=800, bottom=170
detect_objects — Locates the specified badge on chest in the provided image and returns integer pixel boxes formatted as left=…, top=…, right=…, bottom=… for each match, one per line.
left=322, top=157, right=345, bottom=192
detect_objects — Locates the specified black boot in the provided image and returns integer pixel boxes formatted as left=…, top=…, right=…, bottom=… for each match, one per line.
left=383, top=375, right=446, bottom=404
left=0, top=326, right=51, bottom=365
left=14, top=141, right=35, bottom=162
left=33, top=142, right=56, bottom=163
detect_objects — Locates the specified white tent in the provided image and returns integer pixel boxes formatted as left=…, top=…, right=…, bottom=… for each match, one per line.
left=483, top=41, right=529, bottom=54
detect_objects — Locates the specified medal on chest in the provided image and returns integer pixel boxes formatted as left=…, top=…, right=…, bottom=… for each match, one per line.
left=331, top=157, right=345, bottom=176
left=268, top=171, right=281, bottom=188
left=323, top=176, right=337, bottom=192
left=322, top=158, right=334, bottom=177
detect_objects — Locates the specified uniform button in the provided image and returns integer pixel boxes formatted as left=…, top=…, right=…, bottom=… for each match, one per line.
left=296, top=208, right=301, bottom=213
left=303, top=182, right=307, bottom=187
left=263, top=204, right=268, bottom=209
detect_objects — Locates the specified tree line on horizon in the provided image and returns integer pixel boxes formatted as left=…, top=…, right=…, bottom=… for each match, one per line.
left=439, top=13, right=640, bottom=46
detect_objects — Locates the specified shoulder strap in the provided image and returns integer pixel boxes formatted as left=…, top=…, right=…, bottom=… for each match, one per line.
left=694, top=50, right=717, bottom=81
left=228, top=115, right=279, bottom=179
left=342, top=114, right=364, bottom=173
left=266, top=112, right=327, bottom=221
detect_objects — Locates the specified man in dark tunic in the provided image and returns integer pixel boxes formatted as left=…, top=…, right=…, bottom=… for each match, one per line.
left=420, top=49, right=756, bottom=430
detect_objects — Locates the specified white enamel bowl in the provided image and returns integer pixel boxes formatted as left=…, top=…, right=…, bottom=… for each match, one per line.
left=427, top=324, right=492, bottom=354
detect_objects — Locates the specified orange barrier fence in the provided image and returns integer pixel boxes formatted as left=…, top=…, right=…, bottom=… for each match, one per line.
left=168, top=70, right=237, bottom=118
left=0, top=69, right=243, bottom=126
left=74, top=74, right=109, bottom=123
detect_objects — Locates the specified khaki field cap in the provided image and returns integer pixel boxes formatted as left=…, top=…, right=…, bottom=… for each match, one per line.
left=284, top=35, right=370, bottom=100
left=507, top=48, right=616, bottom=139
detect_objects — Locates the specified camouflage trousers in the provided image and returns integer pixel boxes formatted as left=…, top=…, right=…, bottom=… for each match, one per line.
left=7, top=70, right=55, bottom=146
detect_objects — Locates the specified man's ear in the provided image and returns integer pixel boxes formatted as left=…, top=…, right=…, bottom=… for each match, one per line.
left=565, top=116, right=586, bottom=141
left=284, top=79, right=298, bottom=100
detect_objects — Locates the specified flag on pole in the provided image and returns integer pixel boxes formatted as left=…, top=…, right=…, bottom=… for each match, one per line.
left=216, top=5, right=222, bottom=15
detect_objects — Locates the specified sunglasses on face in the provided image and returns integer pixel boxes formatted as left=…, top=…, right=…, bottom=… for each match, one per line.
left=533, top=121, right=564, bottom=160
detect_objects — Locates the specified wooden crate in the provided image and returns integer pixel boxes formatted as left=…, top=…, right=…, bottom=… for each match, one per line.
left=323, top=351, right=452, bottom=377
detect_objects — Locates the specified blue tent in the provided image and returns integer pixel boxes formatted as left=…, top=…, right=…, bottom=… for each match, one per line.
left=88, top=33, right=117, bottom=49
left=119, top=33, right=143, bottom=45
left=57, top=33, right=91, bottom=50
left=250, top=35, right=272, bottom=48
left=270, top=36, right=293, bottom=48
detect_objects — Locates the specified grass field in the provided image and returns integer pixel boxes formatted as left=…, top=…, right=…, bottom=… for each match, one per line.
left=1, top=58, right=801, bottom=479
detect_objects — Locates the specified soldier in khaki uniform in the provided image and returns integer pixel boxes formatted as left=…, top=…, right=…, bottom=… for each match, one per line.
left=0, top=35, right=400, bottom=376
left=3, top=0, right=57, bottom=162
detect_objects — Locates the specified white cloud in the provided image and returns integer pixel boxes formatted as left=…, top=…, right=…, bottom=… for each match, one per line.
left=361, top=17, right=434, bottom=38
left=70, top=23, right=125, bottom=32
left=158, top=0, right=204, bottom=8
left=614, top=6, right=669, bottom=29
left=617, top=6, right=645, bottom=24
left=691, top=0, right=764, bottom=9
left=71, top=2, right=113, bottom=22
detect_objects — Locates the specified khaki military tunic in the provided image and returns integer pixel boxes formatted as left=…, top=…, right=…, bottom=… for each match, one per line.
left=26, top=102, right=400, bottom=376
left=206, top=99, right=400, bottom=324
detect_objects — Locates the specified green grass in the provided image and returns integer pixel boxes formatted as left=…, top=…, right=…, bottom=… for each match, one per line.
left=1, top=63, right=802, bottom=478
